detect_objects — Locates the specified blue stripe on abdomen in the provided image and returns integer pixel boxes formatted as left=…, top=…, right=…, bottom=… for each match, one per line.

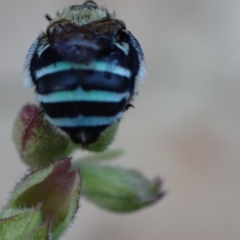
left=37, top=87, right=129, bottom=103
left=45, top=111, right=123, bottom=127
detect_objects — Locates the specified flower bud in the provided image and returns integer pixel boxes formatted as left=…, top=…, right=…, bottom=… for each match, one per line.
left=1, top=159, right=81, bottom=239
left=80, top=164, right=165, bottom=212
left=12, top=104, right=74, bottom=167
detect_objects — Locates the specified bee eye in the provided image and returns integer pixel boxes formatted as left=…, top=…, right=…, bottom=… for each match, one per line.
left=116, top=30, right=129, bottom=43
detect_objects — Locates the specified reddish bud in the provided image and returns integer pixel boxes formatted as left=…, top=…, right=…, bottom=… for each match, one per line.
left=12, top=104, right=74, bottom=167
left=4, top=159, right=81, bottom=239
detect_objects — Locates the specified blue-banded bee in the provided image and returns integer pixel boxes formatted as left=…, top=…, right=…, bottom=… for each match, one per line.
left=24, top=0, right=146, bottom=145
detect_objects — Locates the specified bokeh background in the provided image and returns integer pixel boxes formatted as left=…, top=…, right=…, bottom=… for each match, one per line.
left=1, top=0, right=240, bottom=239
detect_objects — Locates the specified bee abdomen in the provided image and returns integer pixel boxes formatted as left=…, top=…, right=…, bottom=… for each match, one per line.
left=34, top=60, right=132, bottom=144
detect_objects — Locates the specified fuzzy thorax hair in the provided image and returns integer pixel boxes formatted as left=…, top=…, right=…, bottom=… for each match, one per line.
left=50, top=1, right=116, bottom=26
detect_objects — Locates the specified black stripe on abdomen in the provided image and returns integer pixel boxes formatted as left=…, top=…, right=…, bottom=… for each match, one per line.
left=41, top=99, right=127, bottom=118
left=36, top=70, right=131, bottom=94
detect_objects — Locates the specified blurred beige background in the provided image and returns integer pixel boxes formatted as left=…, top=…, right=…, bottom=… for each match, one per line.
left=1, top=0, right=240, bottom=239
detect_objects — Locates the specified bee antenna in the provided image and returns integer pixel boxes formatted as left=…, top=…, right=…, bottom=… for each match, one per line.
left=45, top=14, right=52, bottom=21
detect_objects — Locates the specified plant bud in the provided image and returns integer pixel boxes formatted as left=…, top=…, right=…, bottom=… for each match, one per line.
left=12, top=104, right=74, bottom=167
left=0, top=159, right=81, bottom=239
left=80, top=164, right=165, bottom=212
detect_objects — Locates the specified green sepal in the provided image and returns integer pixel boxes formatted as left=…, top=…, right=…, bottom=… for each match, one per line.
left=0, top=206, right=42, bottom=240
left=25, top=217, right=52, bottom=240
